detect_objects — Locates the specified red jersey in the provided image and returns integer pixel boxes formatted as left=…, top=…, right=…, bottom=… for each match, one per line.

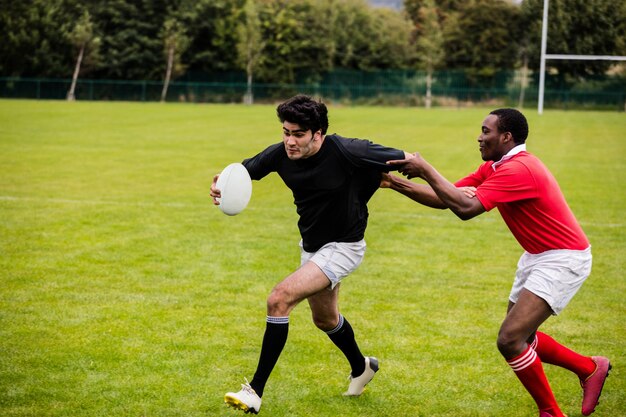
left=455, top=151, right=589, bottom=254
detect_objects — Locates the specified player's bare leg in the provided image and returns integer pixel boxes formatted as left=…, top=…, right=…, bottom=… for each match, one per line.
left=307, top=275, right=378, bottom=396
left=498, top=289, right=566, bottom=417
left=225, top=262, right=332, bottom=413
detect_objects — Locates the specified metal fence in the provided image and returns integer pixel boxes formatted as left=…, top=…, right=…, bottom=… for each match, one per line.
left=1, top=69, right=624, bottom=110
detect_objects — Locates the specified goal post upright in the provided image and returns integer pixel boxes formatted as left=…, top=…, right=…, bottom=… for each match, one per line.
left=537, top=0, right=626, bottom=115
left=538, top=0, right=549, bottom=115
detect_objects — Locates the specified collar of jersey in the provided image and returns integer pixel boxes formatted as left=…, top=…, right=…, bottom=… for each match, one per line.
left=492, top=143, right=526, bottom=171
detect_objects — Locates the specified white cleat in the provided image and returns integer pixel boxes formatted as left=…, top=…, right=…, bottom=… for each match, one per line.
left=343, top=356, right=379, bottom=396
left=224, top=378, right=262, bottom=414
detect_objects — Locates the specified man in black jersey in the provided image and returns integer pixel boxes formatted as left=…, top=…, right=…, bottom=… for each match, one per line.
left=211, top=95, right=409, bottom=414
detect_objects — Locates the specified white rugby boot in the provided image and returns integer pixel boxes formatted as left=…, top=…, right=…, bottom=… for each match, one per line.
left=343, top=356, right=379, bottom=396
left=224, top=378, right=262, bottom=414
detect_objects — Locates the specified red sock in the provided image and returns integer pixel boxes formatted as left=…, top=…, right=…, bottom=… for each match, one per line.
left=532, top=331, right=596, bottom=379
left=507, top=345, right=564, bottom=417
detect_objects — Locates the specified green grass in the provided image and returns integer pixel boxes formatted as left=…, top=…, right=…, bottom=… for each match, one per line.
left=0, top=99, right=624, bottom=417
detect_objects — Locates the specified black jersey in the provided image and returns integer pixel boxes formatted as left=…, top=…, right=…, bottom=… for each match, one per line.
left=242, top=134, right=404, bottom=252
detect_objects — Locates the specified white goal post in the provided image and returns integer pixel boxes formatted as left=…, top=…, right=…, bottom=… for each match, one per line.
left=537, top=0, right=626, bottom=114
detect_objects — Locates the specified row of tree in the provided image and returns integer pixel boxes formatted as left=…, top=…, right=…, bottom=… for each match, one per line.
left=1, top=0, right=625, bottom=101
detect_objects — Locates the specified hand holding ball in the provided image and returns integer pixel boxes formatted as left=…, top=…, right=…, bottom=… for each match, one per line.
left=213, top=163, right=252, bottom=216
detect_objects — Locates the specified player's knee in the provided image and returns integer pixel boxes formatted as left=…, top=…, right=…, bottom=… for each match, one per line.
left=496, top=330, right=524, bottom=358
left=266, top=288, right=291, bottom=316
left=311, top=314, right=337, bottom=331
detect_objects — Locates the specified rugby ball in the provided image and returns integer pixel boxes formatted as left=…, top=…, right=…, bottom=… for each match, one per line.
left=215, top=163, right=252, bottom=216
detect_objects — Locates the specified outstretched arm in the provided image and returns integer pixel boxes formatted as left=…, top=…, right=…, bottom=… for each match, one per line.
left=381, top=173, right=447, bottom=209
left=382, top=173, right=478, bottom=210
left=387, top=153, right=485, bottom=220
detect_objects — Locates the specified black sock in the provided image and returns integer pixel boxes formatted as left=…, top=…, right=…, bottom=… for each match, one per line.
left=249, top=316, right=289, bottom=397
left=326, top=315, right=365, bottom=377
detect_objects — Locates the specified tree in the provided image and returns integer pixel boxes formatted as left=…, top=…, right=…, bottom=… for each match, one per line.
left=323, top=0, right=412, bottom=72
left=90, top=0, right=173, bottom=80
left=67, top=10, right=100, bottom=101
left=327, top=0, right=372, bottom=70
left=404, top=0, right=464, bottom=24
left=236, top=0, right=264, bottom=104
left=442, top=0, right=522, bottom=86
left=0, top=0, right=77, bottom=77
left=160, top=17, right=189, bottom=102
left=181, top=0, right=244, bottom=78
left=358, top=7, right=413, bottom=70
left=255, top=0, right=334, bottom=85
left=413, top=0, right=444, bottom=108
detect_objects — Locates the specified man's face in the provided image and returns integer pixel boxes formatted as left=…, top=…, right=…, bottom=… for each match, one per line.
left=478, top=114, right=508, bottom=162
left=282, top=121, right=322, bottom=160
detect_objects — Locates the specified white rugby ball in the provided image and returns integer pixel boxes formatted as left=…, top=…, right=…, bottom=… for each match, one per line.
left=215, top=163, right=252, bottom=216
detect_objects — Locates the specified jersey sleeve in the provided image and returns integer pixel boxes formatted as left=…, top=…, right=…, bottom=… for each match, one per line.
left=333, top=135, right=405, bottom=171
left=454, top=163, right=491, bottom=188
left=242, top=142, right=283, bottom=180
left=474, top=160, right=539, bottom=212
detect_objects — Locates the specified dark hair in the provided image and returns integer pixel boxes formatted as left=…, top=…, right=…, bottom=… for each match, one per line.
left=276, top=95, right=329, bottom=135
left=489, top=108, right=529, bottom=144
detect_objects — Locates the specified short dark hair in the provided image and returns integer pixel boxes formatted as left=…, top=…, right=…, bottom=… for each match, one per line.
left=277, top=95, right=329, bottom=135
left=490, top=108, right=529, bottom=144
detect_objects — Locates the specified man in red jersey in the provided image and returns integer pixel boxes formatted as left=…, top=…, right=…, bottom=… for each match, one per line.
left=383, top=108, right=611, bottom=417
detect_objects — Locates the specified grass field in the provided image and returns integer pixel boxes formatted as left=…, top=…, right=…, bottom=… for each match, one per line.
left=0, top=99, right=624, bottom=417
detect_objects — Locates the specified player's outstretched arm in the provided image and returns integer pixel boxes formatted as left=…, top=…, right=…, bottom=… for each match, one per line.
left=381, top=173, right=477, bottom=210
left=387, top=153, right=485, bottom=220
left=381, top=173, right=447, bottom=209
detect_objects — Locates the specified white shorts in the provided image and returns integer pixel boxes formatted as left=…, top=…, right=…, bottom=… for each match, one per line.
left=509, top=247, right=592, bottom=315
left=300, top=240, right=366, bottom=289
